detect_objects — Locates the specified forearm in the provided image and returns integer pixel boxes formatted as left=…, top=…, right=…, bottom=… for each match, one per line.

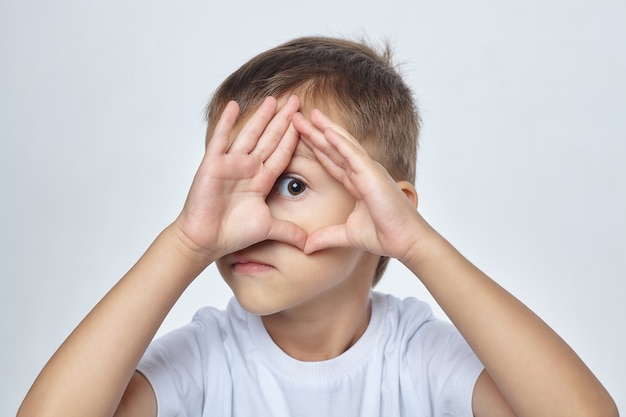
left=405, top=228, right=617, bottom=417
left=18, top=224, right=214, bottom=417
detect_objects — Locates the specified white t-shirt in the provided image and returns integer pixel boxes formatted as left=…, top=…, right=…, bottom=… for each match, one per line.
left=138, top=292, right=484, bottom=417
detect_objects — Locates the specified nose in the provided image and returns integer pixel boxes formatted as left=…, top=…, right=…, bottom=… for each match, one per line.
left=265, top=191, right=313, bottom=235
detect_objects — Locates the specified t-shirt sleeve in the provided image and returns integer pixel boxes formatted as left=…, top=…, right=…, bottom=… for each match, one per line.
left=407, top=318, right=484, bottom=417
left=136, top=314, right=212, bottom=417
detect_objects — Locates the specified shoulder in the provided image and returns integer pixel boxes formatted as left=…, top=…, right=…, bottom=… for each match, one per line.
left=136, top=300, right=245, bottom=416
left=140, top=298, right=246, bottom=364
left=374, top=291, right=437, bottom=335
left=374, top=293, right=483, bottom=415
left=374, top=291, right=479, bottom=369
left=187, top=297, right=247, bottom=331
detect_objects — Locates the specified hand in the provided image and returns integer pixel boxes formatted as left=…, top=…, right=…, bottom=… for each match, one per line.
left=174, top=96, right=307, bottom=261
left=293, top=109, right=425, bottom=263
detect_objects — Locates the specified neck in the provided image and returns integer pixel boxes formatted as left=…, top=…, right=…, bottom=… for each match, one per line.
left=261, top=284, right=372, bottom=361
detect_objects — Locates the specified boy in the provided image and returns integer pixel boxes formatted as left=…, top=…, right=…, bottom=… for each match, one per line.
left=18, top=37, right=617, bottom=417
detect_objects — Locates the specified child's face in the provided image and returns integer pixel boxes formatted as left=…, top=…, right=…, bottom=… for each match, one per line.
left=215, top=102, right=378, bottom=316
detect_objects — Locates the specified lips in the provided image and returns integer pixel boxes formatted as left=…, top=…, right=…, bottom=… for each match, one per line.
left=229, top=252, right=275, bottom=274
left=232, top=261, right=274, bottom=274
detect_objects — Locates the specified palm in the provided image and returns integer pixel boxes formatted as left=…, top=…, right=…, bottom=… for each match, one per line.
left=320, top=165, right=419, bottom=260
left=294, top=110, right=421, bottom=261
left=175, top=97, right=306, bottom=259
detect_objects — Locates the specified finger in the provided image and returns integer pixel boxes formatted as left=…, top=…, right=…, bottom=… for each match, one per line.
left=293, top=111, right=362, bottom=171
left=293, top=113, right=347, bottom=172
left=322, top=126, right=372, bottom=177
left=227, top=96, right=278, bottom=154
left=293, top=112, right=338, bottom=156
left=303, top=225, right=350, bottom=254
left=294, top=114, right=361, bottom=195
left=309, top=108, right=362, bottom=148
left=303, top=135, right=362, bottom=197
left=323, top=127, right=401, bottom=200
left=263, top=122, right=299, bottom=179
left=252, top=95, right=300, bottom=161
left=307, top=109, right=375, bottom=177
left=267, top=219, right=308, bottom=251
left=207, top=101, right=240, bottom=155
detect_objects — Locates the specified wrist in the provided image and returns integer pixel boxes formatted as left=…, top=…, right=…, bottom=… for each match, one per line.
left=399, top=221, right=451, bottom=278
left=166, top=221, right=220, bottom=270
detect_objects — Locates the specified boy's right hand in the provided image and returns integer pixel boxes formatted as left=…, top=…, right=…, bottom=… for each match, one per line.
left=172, top=95, right=307, bottom=263
left=15, top=99, right=308, bottom=417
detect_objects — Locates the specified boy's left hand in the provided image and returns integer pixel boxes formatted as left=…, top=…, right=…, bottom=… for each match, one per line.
left=292, top=109, right=426, bottom=264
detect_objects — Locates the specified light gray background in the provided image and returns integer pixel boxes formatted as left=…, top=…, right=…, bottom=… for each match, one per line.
left=2, top=0, right=624, bottom=414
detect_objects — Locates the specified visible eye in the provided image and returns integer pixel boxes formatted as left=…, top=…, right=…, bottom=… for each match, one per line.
left=274, top=176, right=307, bottom=198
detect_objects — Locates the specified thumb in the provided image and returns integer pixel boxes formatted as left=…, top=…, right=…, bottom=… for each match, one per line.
left=267, top=220, right=308, bottom=251
left=303, top=225, right=349, bottom=254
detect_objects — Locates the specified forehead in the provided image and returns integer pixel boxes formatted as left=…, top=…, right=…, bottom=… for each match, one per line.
left=292, top=139, right=317, bottom=162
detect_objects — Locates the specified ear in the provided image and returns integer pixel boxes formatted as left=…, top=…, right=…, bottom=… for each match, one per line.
left=396, top=181, right=418, bottom=208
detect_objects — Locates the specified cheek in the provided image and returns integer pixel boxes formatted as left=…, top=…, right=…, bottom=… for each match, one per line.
left=215, top=258, right=232, bottom=282
left=289, top=246, right=366, bottom=292
left=270, top=203, right=344, bottom=234
left=269, top=192, right=356, bottom=233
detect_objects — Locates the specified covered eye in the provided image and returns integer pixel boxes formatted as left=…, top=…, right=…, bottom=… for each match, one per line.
left=274, top=176, right=307, bottom=197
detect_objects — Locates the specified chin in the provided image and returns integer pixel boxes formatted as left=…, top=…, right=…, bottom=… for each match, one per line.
left=233, top=293, right=288, bottom=316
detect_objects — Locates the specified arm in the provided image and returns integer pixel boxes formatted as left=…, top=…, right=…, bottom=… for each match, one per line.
left=18, top=96, right=305, bottom=417
left=293, top=109, right=618, bottom=417
left=404, top=226, right=616, bottom=417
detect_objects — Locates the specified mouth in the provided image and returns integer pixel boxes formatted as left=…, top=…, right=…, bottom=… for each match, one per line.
left=232, top=262, right=274, bottom=274
left=230, top=253, right=275, bottom=274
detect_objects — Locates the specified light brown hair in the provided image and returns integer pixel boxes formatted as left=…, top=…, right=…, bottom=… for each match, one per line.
left=205, top=36, right=420, bottom=286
